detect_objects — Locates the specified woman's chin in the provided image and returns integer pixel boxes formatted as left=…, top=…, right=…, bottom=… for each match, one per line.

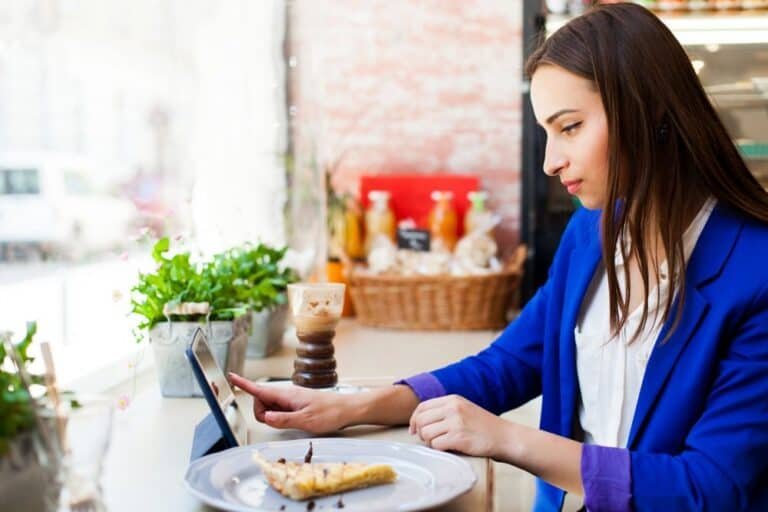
left=576, top=195, right=601, bottom=210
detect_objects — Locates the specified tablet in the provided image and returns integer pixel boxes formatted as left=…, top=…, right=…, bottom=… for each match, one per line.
left=185, top=327, right=251, bottom=448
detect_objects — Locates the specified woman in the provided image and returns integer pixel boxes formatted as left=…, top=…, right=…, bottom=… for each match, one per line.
left=230, top=4, right=768, bottom=510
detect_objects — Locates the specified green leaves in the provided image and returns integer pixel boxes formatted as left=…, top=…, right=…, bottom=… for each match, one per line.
left=0, top=322, right=39, bottom=456
left=151, top=237, right=170, bottom=262
left=130, top=239, right=298, bottom=340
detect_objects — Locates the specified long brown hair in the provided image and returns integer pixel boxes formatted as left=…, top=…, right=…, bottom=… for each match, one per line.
left=525, top=3, right=768, bottom=341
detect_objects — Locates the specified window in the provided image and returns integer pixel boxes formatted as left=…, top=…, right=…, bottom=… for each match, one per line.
left=0, top=1, right=289, bottom=389
left=3, top=169, right=40, bottom=195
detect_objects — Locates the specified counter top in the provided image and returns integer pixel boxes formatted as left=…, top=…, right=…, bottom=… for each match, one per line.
left=102, top=320, right=541, bottom=511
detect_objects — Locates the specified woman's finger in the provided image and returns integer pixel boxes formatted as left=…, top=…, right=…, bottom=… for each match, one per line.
left=410, top=397, right=455, bottom=433
left=263, top=410, right=307, bottom=430
left=228, top=373, right=260, bottom=394
left=251, top=395, right=267, bottom=422
left=409, top=405, right=447, bottom=435
left=427, top=431, right=460, bottom=452
left=417, top=419, right=451, bottom=446
left=229, top=373, right=298, bottom=409
left=413, top=395, right=452, bottom=415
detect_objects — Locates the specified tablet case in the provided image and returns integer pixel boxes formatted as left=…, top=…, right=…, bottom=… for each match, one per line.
left=185, top=328, right=240, bottom=461
left=189, top=411, right=231, bottom=461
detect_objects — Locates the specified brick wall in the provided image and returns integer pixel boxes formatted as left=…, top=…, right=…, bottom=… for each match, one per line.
left=289, top=0, right=523, bottom=254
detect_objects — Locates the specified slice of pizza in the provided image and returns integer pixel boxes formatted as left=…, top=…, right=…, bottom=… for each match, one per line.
left=252, top=451, right=397, bottom=500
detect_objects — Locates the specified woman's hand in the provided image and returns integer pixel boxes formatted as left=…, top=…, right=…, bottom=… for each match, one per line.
left=408, top=394, right=512, bottom=459
left=410, top=394, right=585, bottom=495
left=228, top=373, right=351, bottom=434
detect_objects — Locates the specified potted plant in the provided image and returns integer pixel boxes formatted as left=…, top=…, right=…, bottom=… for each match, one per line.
left=0, top=323, right=60, bottom=512
left=212, top=243, right=298, bottom=358
left=130, top=238, right=251, bottom=397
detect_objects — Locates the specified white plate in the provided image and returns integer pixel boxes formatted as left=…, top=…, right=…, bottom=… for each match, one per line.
left=184, top=437, right=477, bottom=512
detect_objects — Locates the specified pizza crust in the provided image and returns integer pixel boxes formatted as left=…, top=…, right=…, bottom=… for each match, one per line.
left=253, top=451, right=397, bottom=500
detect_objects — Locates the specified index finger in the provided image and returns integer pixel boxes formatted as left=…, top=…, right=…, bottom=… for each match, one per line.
left=228, top=373, right=271, bottom=422
left=228, top=373, right=298, bottom=408
left=228, top=373, right=261, bottom=394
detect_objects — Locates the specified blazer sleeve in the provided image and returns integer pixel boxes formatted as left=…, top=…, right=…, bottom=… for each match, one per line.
left=427, top=209, right=589, bottom=415
left=429, top=276, right=550, bottom=414
left=629, top=283, right=768, bottom=510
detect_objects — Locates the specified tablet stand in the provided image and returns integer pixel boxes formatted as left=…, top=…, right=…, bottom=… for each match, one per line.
left=190, top=412, right=231, bottom=461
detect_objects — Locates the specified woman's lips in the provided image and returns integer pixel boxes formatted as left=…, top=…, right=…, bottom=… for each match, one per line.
left=562, top=179, right=582, bottom=194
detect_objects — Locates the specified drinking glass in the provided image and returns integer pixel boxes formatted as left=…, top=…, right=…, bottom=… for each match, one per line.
left=57, top=395, right=114, bottom=512
left=287, top=283, right=345, bottom=388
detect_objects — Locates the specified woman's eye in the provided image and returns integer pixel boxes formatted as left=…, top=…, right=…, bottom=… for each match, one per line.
left=562, top=122, right=582, bottom=134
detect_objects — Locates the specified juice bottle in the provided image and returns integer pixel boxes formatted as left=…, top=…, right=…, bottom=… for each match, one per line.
left=464, top=191, right=491, bottom=234
left=428, top=191, right=458, bottom=252
left=343, top=196, right=365, bottom=261
left=327, top=202, right=345, bottom=261
left=364, top=190, right=396, bottom=255
left=326, top=258, right=354, bottom=316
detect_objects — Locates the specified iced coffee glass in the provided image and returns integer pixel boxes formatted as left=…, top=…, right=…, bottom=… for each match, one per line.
left=287, top=283, right=345, bottom=388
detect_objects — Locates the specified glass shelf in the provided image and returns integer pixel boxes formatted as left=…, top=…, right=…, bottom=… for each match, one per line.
left=546, top=11, right=768, bottom=45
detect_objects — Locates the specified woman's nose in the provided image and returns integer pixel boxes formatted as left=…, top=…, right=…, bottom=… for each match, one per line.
left=543, top=142, right=567, bottom=177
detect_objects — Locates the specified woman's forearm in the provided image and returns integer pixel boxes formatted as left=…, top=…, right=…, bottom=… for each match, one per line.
left=342, top=387, right=585, bottom=494
left=345, top=384, right=420, bottom=427
left=498, top=422, right=584, bottom=495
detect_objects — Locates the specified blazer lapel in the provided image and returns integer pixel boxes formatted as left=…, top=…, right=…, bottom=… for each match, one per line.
left=625, top=288, right=709, bottom=447
left=559, top=233, right=602, bottom=436
left=626, top=204, right=744, bottom=447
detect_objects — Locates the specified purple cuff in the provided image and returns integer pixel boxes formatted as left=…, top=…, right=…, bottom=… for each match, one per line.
left=395, top=372, right=447, bottom=402
left=582, top=444, right=632, bottom=512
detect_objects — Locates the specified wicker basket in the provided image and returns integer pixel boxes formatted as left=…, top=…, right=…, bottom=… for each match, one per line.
left=349, top=245, right=527, bottom=330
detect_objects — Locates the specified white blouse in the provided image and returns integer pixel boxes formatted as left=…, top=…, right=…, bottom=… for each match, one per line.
left=575, top=198, right=716, bottom=448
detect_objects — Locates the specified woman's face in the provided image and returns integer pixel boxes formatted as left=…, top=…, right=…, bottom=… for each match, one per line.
left=530, top=64, right=609, bottom=210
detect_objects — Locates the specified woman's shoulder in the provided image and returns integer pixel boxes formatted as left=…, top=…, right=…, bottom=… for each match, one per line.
left=714, top=204, right=768, bottom=289
left=720, top=202, right=768, bottom=246
left=735, top=216, right=768, bottom=273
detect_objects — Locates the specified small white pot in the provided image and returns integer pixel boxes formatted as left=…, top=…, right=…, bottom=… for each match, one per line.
left=246, top=305, right=288, bottom=359
left=149, top=314, right=249, bottom=398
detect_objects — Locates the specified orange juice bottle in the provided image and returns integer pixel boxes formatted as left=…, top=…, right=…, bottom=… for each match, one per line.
left=344, top=196, right=365, bottom=260
left=326, top=258, right=354, bottom=316
left=428, top=190, right=458, bottom=252
left=364, top=190, right=396, bottom=255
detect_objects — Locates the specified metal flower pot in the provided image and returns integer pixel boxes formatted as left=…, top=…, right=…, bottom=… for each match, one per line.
left=246, top=304, right=288, bottom=359
left=149, top=314, right=249, bottom=397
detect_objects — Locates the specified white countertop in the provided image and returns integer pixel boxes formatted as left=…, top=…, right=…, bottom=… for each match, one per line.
left=102, top=320, right=541, bottom=511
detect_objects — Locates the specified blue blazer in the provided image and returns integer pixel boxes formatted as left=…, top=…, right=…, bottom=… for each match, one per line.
left=431, top=204, right=768, bottom=511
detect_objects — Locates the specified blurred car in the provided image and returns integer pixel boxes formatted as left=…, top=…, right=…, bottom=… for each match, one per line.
left=0, top=153, right=139, bottom=259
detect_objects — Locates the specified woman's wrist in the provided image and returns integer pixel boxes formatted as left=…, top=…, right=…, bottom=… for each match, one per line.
left=338, top=391, right=368, bottom=428
left=493, top=419, right=526, bottom=463
left=492, top=421, right=585, bottom=495
left=347, top=385, right=419, bottom=427
left=343, top=387, right=389, bottom=427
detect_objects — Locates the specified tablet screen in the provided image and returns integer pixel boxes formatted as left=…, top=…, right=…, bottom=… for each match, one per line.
left=190, top=331, right=249, bottom=446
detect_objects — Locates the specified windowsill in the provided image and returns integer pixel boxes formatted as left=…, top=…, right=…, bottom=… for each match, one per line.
left=60, top=343, right=154, bottom=393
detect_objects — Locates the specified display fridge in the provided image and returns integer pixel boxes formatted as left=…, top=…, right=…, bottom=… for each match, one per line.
left=520, top=1, right=768, bottom=302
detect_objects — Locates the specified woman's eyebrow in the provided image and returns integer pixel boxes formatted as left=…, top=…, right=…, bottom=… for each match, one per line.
left=545, top=108, right=579, bottom=125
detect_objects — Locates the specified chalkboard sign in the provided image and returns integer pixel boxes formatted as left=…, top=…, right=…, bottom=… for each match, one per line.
left=397, top=228, right=431, bottom=252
